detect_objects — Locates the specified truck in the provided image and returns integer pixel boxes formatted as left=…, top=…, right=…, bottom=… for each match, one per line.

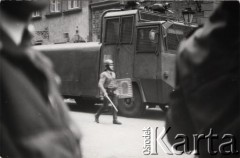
left=35, top=8, right=196, bottom=117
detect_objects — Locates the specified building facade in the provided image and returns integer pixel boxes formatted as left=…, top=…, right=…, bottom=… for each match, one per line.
left=32, top=0, right=217, bottom=44
left=32, top=0, right=90, bottom=45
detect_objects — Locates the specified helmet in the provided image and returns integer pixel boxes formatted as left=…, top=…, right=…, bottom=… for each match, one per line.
left=104, top=59, right=114, bottom=71
left=104, top=59, right=114, bottom=66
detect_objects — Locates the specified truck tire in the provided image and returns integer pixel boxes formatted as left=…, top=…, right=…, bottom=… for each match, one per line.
left=75, top=98, right=95, bottom=109
left=118, top=85, right=145, bottom=117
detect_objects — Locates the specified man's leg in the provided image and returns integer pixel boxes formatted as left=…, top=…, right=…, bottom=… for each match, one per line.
left=95, top=98, right=107, bottom=123
left=111, top=95, right=122, bottom=125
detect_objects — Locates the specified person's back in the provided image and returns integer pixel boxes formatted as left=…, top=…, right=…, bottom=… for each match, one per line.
left=166, top=1, right=239, bottom=157
left=0, top=1, right=82, bottom=157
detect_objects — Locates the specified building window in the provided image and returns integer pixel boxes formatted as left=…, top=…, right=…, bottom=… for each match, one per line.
left=50, top=0, right=61, bottom=13
left=68, top=0, right=80, bottom=9
left=32, top=11, right=40, bottom=17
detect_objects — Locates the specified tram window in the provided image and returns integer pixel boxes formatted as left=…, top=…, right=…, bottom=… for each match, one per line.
left=166, top=29, right=183, bottom=52
left=105, top=18, right=120, bottom=44
left=120, top=16, right=134, bottom=44
left=165, top=24, right=195, bottom=53
left=136, top=27, right=158, bottom=53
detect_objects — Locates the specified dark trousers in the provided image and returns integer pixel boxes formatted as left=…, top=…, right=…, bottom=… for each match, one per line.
left=96, top=92, right=118, bottom=121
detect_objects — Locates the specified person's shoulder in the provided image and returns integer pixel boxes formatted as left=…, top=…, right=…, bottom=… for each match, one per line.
left=100, top=71, right=108, bottom=77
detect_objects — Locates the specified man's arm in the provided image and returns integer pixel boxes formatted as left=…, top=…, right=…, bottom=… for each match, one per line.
left=98, top=72, right=108, bottom=96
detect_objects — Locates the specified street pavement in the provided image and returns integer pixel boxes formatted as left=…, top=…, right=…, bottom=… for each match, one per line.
left=66, top=100, right=193, bottom=158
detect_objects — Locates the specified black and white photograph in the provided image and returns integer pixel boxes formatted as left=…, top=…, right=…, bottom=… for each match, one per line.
left=0, top=0, right=239, bottom=158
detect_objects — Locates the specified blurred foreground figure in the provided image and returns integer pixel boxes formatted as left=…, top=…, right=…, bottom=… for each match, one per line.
left=166, top=1, right=239, bottom=158
left=0, top=1, right=82, bottom=157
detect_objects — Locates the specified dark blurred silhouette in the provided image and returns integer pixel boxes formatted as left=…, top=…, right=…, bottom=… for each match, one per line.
left=166, top=1, right=239, bottom=158
left=0, top=1, right=82, bottom=157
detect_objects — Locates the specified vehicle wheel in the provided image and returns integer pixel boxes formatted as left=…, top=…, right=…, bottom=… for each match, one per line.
left=118, top=85, right=145, bottom=117
left=75, top=98, right=95, bottom=109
